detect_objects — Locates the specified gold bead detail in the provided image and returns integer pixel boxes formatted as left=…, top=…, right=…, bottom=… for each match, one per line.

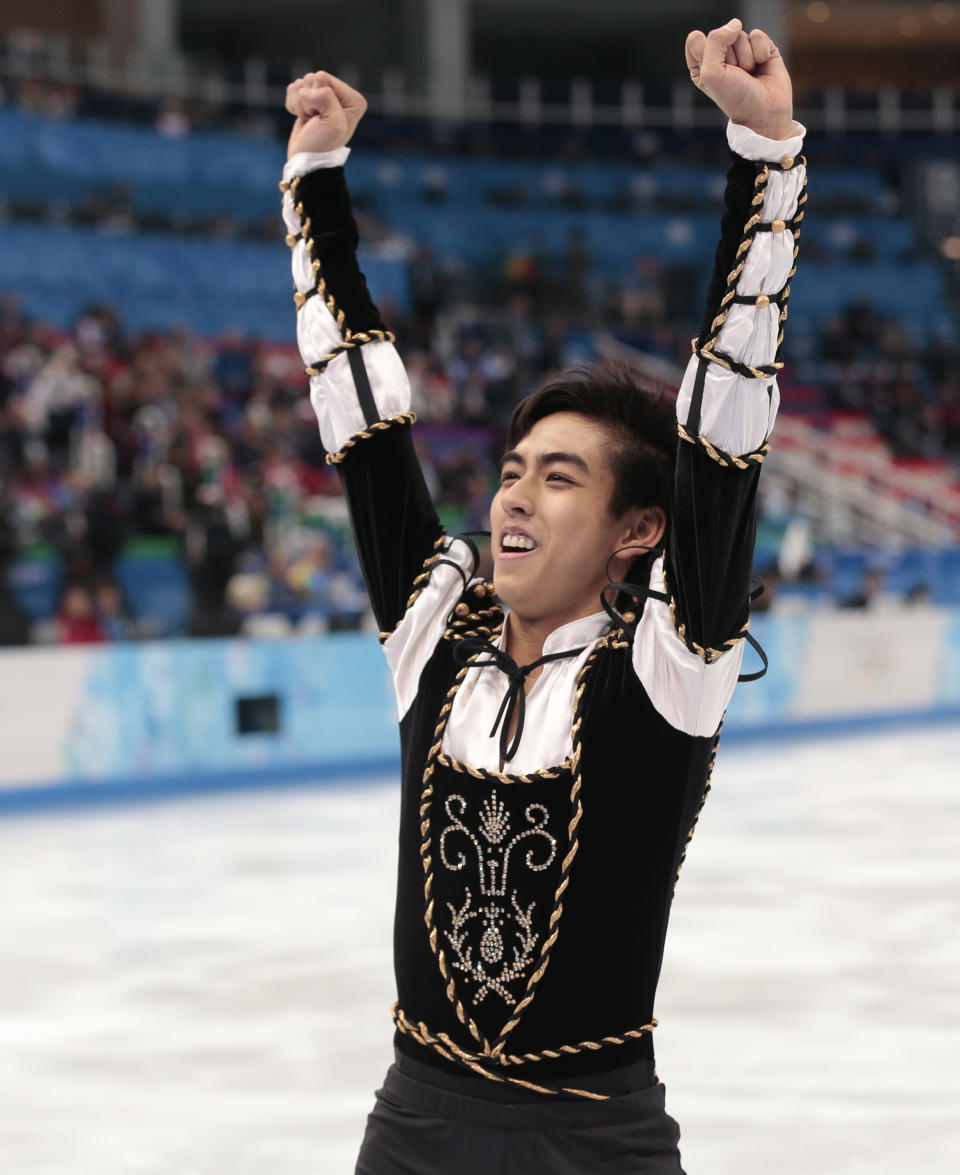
left=771, top=219, right=786, bottom=234
left=755, top=294, right=771, bottom=309
left=621, top=611, right=636, bottom=625
left=780, top=155, right=795, bottom=170
left=454, top=603, right=470, bottom=617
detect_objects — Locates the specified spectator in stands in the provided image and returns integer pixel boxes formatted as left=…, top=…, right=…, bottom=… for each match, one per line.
left=155, top=98, right=190, bottom=138
left=21, top=343, right=101, bottom=462
left=56, top=584, right=106, bottom=644
left=408, top=245, right=444, bottom=348
left=839, top=567, right=899, bottom=611
left=0, top=496, right=30, bottom=646
left=187, top=491, right=243, bottom=636
left=95, top=581, right=136, bottom=640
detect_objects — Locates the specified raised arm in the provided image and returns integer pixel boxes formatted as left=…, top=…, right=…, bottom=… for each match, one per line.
left=669, top=21, right=806, bottom=656
left=283, top=73, right=443, bottom=634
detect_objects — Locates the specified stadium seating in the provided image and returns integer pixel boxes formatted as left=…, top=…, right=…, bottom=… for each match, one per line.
left=1, top=107, right=944, bottom=339
left=114, top=543, right=191, bottom=638
left=7, top=548, right=63, bottom=621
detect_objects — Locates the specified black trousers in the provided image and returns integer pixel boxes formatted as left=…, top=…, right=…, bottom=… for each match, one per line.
left=355, top=1059, right=686, bottom=1175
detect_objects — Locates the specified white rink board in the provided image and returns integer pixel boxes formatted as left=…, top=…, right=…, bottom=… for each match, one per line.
left=2, top=606, right=959, bottom=798
left=1, top=724, right=958, bottom=1175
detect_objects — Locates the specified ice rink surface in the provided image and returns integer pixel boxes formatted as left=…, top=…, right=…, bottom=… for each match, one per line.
left=1, top=723, right=958, bottom=1175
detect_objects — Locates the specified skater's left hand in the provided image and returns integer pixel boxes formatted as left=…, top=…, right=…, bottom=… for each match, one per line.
left=684, top=18, right=794, bottom=140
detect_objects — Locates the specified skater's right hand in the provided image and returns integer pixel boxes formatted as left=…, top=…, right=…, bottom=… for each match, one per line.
left=285, top=71, right=367, bottom=158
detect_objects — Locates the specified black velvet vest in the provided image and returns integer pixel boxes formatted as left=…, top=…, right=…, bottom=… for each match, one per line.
left=391, top=590, right=718, bottom=1093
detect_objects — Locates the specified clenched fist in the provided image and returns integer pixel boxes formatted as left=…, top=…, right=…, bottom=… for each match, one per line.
left=685, top=18, right=794, bottom=141
left=286, top=71, right=368, bottom=158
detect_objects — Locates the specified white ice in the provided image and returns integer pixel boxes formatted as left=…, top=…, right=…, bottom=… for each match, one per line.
left=1, top=723, right=958, bottom=1175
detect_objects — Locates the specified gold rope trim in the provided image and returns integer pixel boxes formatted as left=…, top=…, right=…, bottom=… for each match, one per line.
left=391, top=1004, right=657, bottom=1100
left=324, top=411, right=417, bottom=466
left=281, top=172, right=354, bottom=343
left=304, top=329, right=397, bottom=371
left=677, top=422, right=769, bottom=470
left=661, top=563, right=749, bottom=664
left=433, top=751, right=571, bottom=786
left=692, top=342, right=783, bottom=381
left=376, top=534, right=448, bottom=645
left=694, top=157, right=807, bottom=377
left=404, top=535, right=448, bottom=610
left=416, top=629, right=613, bottom=1063
left=673, top=724, right=722, bottom=893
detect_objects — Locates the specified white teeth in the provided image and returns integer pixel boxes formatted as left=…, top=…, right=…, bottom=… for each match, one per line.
left=502, top=534, right=536, bottom=551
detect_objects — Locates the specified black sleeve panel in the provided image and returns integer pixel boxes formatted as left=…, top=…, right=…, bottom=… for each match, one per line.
left=296, top=167, right=387, bottom=333
left=667, top=440, right=759, bottom=653
left=336, top=421, right=444, bottom=634
left=695, top=151, right=765, bottom=349
left=670, top=149, right=770, bottom=652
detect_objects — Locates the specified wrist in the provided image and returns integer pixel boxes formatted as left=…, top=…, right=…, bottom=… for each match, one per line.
left=283, top=146, right=351, bottom=182
left=733, top=115, right=795, bottom=141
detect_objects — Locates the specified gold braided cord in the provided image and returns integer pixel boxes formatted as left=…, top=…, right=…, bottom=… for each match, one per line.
left=403, top=534, right=448, bottom=610
left=660, top=562, right=750, bottom=664
left=488, top=636, right=605, bottom=1057
left=391, top=1004, right=657, bottom=1101
left=324, top=411, right=417, bottom=465
left=697, top=157, right=807, bottom=377
left=416, top=630, right=628, bottom=1064
left=443, top=626, right=496, bottom=644
left=280, top=171, right=353, bottom=343
left=433, top=750, right=570, bottom=786
left=446, top=602, right=503, bottom=630
left=303, top=329, right=397, bottom=371
left=673, top=725, right=722, bottom=893
left=375, top=535, right=448, bottom=645
left=692, top=341, right=784, bottom=380
left=676, top=422, right=769, bottom=470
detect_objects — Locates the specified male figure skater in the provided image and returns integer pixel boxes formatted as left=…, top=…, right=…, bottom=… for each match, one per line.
left=281, top=17, right=805, bottom=1173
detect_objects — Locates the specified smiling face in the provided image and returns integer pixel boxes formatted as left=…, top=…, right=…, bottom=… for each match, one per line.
left=491, top=411, right=662, bottom=630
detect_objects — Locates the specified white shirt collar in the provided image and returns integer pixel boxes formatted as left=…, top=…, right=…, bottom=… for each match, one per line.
left=497, top=609, right=611, bottom=658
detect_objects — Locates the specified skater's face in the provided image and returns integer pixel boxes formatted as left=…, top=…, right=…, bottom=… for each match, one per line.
left=491, top=412, right=664, bottom=628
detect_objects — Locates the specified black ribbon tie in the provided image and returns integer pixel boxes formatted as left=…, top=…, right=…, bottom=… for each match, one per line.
left=452, top=637, right=587, bottom=763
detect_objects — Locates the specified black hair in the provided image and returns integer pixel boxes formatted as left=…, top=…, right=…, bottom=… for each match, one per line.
left=506, top=362, right=676, bottom=521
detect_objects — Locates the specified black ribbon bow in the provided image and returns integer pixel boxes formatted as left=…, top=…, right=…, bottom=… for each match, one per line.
left=452, top=637, right=587, bottom=764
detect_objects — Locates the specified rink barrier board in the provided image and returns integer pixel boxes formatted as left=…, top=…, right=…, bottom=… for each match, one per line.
left=0, top=607, right=958, bottom=812
left=2, top=707, right=960, bottom=816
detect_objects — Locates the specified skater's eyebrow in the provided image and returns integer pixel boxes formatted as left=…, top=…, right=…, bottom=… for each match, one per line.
left=500, top=450, right=590, bottom=474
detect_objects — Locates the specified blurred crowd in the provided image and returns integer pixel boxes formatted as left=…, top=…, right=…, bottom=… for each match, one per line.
left=2, top=272, right=957, bottom=646
left=817, top=297, right=960, bottom=458
left=2, top=69, right=959, bottom=645
left=0, top=286, right=581, bottom=646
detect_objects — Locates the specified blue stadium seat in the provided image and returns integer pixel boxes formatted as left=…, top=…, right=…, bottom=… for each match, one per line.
left=7, top=552, right=63, bottom=621
left=114, top=552, right=190, bottom=637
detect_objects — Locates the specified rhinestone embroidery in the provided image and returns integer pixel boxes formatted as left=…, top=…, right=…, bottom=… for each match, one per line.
left=439, top=793, right=558, bottom=1006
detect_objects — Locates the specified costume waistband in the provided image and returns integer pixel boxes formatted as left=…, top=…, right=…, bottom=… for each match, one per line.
left=381, top=1060, right=667, bottom=1131
left=392, top=1001, right=657, bottom=1100
left=395, top=1045, right=657, bottom=1105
